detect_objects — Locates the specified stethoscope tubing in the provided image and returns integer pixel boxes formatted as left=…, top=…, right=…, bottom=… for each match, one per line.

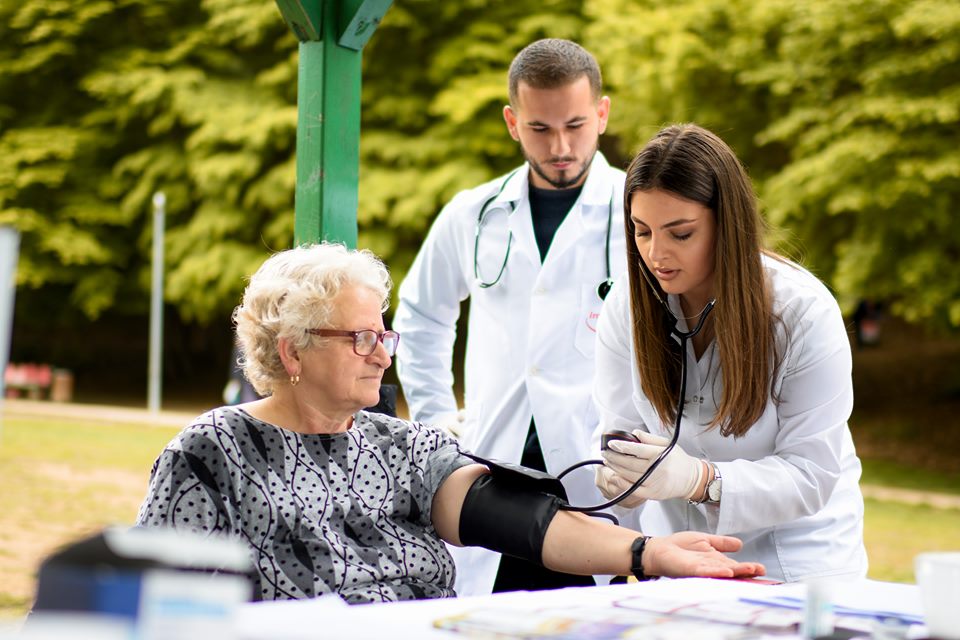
left=473, top=170, right=615, bottom=298
left=558, top=297, right=716, bottom=515
left=470, top=172, right=720, bottom=517
left=473, top=169, right=518, bottom=288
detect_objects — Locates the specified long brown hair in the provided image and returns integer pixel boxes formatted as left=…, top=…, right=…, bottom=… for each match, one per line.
left=623, top=124, right=781, bottom=437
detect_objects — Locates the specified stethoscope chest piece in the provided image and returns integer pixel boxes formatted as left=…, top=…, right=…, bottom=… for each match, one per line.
left=597, top=278, right=614, bottom=301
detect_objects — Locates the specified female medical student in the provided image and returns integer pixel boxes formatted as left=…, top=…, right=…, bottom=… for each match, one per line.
left=593, top=124, right=867, bottom=582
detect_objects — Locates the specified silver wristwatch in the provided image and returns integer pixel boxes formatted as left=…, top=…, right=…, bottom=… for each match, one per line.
left=706, top=463, right=722, bottom=503
left=691, top=462, right=722, bottom=505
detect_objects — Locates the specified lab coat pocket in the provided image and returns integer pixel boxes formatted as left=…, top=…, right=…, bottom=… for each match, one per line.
left=574, top=284, right=603, bottom=358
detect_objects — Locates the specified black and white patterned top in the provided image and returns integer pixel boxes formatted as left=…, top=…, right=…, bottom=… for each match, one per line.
left=136, top=406, right=472, bottom=604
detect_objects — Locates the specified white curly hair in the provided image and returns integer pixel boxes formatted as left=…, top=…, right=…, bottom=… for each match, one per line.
left=233, top=243, right=391, bottom=395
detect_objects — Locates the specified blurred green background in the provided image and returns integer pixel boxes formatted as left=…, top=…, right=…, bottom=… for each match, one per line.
left=1, top=0, right=959, bottom=620
left=3, top=0, right=959, bottom=403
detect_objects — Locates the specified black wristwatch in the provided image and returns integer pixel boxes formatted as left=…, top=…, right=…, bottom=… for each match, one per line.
left=630, top=536, right=653, bottom=581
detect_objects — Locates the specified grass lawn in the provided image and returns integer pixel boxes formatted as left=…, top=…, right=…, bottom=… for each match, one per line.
left=1, top=413, right=959, bottom=621
left=0, top=416, right=179, bottom=620
left=864, top=498, right=960, bottom=583
left=861, top=458, right=960, bottom=496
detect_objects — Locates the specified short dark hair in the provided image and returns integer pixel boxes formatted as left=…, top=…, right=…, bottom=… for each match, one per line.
left=508, top=39, right=602, bottom=105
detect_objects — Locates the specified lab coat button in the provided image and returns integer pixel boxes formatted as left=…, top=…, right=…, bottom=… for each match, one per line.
left=529, top=366, right=540, bottom=376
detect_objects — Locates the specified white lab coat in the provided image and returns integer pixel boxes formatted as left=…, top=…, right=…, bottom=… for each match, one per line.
left=592, top=256, right=868, bottom=582
left=395, top=152, right=627, bottom=596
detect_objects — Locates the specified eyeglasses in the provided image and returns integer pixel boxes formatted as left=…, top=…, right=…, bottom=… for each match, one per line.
left=307, top=329, right=400, bottom=357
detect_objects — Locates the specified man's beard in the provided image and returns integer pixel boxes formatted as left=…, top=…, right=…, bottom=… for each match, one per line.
left=523, top=143, right=597, bottom=189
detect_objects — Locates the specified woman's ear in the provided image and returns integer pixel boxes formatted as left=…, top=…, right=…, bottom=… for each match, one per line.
left=277, top=336, right=300, bottom=376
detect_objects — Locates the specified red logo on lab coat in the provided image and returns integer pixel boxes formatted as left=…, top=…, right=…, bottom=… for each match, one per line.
left=585, top=311, right=600, bottom=333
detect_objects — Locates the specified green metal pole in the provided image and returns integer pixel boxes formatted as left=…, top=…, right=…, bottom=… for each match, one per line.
left=295, top=33, right=360, bottom=248
left=276, top=0, right=391, bottom=249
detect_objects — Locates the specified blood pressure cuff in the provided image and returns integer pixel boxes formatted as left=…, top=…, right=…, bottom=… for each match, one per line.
left=457, top=451, right=568, bottom=564
left=458, top=451, right=569, bottom=501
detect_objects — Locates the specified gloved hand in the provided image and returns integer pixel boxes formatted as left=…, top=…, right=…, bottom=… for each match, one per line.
left=599, top=430, right=705, bottom=503
left=433, top=409, right=467, bottom=439
left=595, top=464, right=648, bottom=509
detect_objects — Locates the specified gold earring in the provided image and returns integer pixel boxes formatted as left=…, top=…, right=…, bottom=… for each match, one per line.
left=290, top=374, right=300, bottom=386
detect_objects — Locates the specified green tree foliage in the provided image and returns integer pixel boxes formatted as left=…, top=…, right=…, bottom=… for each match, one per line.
left=587, top=0, right=960, bottom=327
left=0, top=0, right=588, bottom=325
left=1, top=0, right=958, bottom=332
left=0, top=0, right=297, bottom=323
left=358, top=0, right=586, bottom=281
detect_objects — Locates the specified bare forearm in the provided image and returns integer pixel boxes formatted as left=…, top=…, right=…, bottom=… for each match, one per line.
left=541, top=511, right=635, bottom=576
left=542, top=512, right=766, bottom=580
left=436, top=467, right=636, bottom=576
left=434, top=464, right=764, bottom=580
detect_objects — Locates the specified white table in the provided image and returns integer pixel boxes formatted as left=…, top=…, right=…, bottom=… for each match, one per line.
left=234, top=577, right=927, bottom=639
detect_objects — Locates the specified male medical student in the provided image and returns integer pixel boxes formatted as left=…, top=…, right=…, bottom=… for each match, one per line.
left=394, top=39, right=627, bottom=596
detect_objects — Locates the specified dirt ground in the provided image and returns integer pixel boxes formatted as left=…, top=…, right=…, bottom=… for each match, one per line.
left=2, top=475, right=146, bottom=599
left=0, top=401, right=192, bottom=621
left=0, top=466, right=148, bottom=620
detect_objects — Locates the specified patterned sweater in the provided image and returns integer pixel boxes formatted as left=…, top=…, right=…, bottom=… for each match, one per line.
left=136, top=406, right=472, bottom=603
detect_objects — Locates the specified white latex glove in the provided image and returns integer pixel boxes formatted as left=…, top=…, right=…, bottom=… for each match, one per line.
left=433, top=409, right=467, bottom=439
left=595, top=464, right=648, bottom=509
left=599, top=430, right=705, bottom=503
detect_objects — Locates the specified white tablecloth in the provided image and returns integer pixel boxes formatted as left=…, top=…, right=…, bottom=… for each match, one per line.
left=234, top=577, right=926, bottom=639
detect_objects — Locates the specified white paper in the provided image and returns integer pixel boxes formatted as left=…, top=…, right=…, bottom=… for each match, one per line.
left=234, top=594, right=348, bottom=640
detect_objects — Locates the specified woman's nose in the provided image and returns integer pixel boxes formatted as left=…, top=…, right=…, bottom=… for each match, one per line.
left=647, top=235, right=664, bottom=262
left=370, top=340, right=392, bottom=368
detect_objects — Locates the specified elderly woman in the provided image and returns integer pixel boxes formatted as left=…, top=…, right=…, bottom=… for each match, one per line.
left=137, top=243, right=763, bottom=604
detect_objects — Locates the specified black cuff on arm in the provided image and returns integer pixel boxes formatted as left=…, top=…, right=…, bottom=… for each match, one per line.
left=458, top=473, right=562, bottom=564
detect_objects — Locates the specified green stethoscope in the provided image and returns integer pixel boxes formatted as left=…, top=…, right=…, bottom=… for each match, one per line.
left=473, top=170, right=616, bottom=300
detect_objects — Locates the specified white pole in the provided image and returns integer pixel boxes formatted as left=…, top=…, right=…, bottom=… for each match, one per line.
left=147, top=192, right=165, bottom=412
left=0, top=226, right=20, bottom=442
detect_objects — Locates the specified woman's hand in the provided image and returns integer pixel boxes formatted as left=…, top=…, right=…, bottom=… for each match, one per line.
left=598, top=431, right=705, bottom=503
left=595, top=465, right=648, bottom=508
left=644, top=532, right=765, bottom=578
